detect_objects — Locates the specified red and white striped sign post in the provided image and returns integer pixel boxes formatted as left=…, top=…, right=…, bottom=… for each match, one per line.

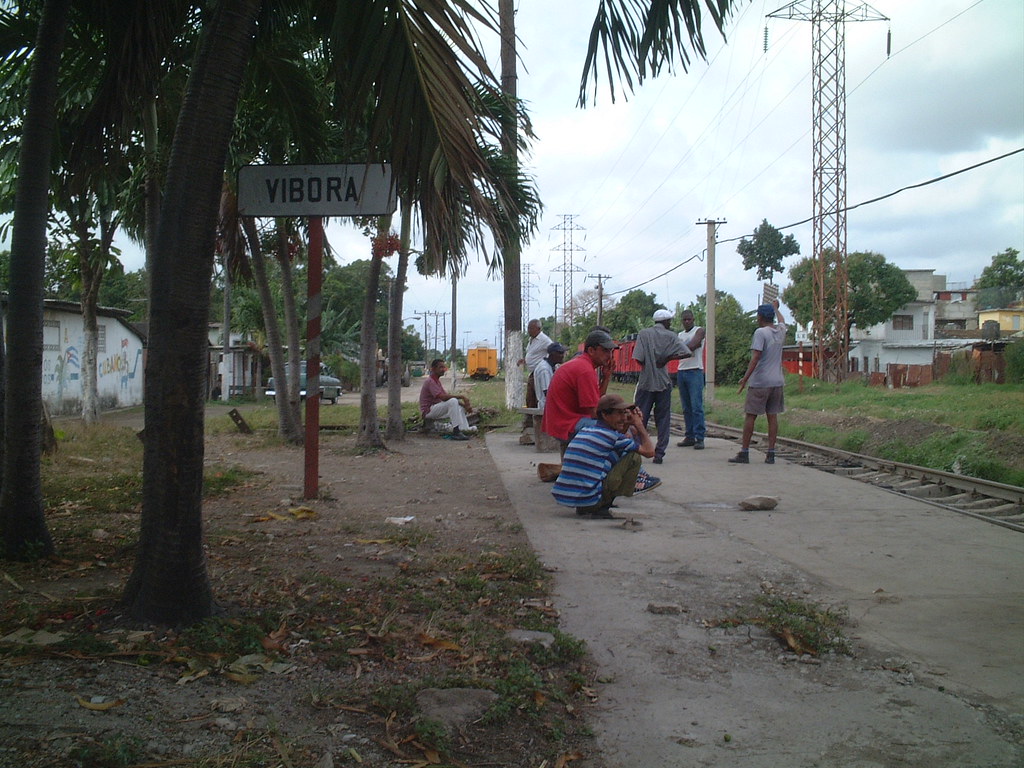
left=238, top=164, right=396, bottom=498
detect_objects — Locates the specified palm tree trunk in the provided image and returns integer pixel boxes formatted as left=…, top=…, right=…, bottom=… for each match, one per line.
left=356, top=218, right=390, bottom=449
left=77, top=216, right=101, bottom=424
left=0, top=0, right=70, bottom=561
left=275, top=222, right=302, bottom=429
left=122, top=0, right=261, bottom=623
left=385, top=199, right=413, bottom=439
left=242, top=218, right=302, bottom=443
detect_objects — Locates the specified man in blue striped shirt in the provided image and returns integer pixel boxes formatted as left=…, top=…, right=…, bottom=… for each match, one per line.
left=552, top=394, right=656, bottom=518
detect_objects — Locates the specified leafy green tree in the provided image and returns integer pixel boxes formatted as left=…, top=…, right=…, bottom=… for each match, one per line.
left=602, top=290, right=662, bottom=338
left=782, top=251, right=917, bottom=341
left=736, top=219, right=800, bottom=282
left=98, top=267, right=149, bottom=322
left=975, top=247, right=1023, bottom=310
left=684, top=291, right=755, bottom=384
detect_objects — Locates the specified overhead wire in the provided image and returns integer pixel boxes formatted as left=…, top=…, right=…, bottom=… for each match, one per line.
left=596, top=0, right=1005, bottom=296
left=607, top=146, right=1023, bottom=294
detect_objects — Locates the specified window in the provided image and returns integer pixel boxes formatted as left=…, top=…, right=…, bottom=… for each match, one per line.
left=98, top=324, right=106, bottom=354
left=892, top=315, right=914, bottom=331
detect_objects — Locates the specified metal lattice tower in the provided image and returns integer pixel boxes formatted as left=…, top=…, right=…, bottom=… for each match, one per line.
left=551, top=215, right=586, bottom=326
left=768, top=1, right=888, bottom=381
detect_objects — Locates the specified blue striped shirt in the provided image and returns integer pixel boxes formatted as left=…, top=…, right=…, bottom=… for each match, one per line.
left=552, top=422, right=639, bottom=508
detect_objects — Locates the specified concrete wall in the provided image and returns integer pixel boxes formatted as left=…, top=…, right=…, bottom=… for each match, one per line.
left=38, top=308, right=145, bottom=415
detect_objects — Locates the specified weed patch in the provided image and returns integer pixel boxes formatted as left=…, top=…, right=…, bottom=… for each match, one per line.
left=716, top=592, right=850, bottom=657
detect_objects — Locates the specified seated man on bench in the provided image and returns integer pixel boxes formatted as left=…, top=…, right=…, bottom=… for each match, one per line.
left=419, top=359, right=475, bottom=441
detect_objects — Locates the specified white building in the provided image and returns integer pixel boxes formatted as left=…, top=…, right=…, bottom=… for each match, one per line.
left=1, top=298, right=147, bottom=415
left=849, top=270, right=979, bottom=375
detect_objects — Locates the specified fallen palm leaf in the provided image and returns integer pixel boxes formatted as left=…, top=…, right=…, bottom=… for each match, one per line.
left=555, top=752, right=584, bottom=768
left=75, top=696, right=125, bottom=711
left=417, top=633, right=461, bottom=652
left=289, top=506, right=318, bottom=519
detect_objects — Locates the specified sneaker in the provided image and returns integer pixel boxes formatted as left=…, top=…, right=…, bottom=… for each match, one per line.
left=728, top=451, right=749, bottom=464
left=677, top=437, right=696, bottom=447
left=588, top=505, right=616, bottom=519
left=765, top=451, right=776, bottom=464
left=635, top=473, right=662, bottom=493
left=693, top=441, right=705, bottom=450
left=652, top=456, right=664, bottom=465
left=448, top=431, right=469, bottom=441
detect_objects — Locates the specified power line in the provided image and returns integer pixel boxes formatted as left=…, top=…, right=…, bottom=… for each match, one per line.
left=614, top=146, right=1024, bottom=292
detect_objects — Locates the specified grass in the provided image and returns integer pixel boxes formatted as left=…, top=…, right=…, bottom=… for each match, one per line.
left=716, top=593, right=850, bottom=657
left=693, top=376, right=1024, bottom=487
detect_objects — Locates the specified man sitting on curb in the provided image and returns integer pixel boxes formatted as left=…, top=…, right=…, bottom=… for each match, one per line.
left=551, top=394, right=656, bottom=518
left=419, top=359, right=474, bottom=441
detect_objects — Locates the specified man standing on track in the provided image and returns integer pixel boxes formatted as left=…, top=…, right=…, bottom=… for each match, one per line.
left=729, top=299, right=787, bottom=464
left=676, top=309, right=707, bottom=450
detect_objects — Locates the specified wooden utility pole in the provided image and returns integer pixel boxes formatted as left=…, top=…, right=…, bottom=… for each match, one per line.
left=589, top=273, right=611, bottom=327
left=697, top=219, right=725, bottom=404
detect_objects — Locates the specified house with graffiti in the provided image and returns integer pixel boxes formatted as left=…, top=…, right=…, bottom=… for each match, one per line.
left=2, top=298, right=145, bottom=415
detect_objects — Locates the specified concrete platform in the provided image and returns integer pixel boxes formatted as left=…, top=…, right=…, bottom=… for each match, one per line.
left=485, top=431, right=1024, bottom=767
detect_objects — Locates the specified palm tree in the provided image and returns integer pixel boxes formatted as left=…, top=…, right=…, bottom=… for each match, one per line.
left=0, top=0, right=70, bottom=560
left=121, top=0, right=262, bottom=623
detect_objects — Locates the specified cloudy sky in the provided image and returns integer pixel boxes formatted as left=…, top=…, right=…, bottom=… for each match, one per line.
left=319, top=0, right=1021, bottom=352
left=57, top=1, right=1019, bottom=353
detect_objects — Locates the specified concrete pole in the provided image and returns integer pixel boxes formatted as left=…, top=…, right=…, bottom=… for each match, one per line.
left=701, top=220, right=720, bottom=404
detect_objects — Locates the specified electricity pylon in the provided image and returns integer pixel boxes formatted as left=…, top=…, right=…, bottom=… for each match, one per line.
left=768, top=1, right=888, bottom=381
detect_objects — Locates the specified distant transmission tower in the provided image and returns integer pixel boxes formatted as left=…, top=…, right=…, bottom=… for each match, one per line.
left=768, top=1, right=888, bottom=381
left=551, top=215, right=586, bottom=325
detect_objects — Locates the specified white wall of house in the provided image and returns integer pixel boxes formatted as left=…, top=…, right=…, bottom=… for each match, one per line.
left=36, top=305, right=145, bottom=415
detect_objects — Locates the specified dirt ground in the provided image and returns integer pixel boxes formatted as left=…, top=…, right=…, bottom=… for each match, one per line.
left=0, top=384, right=608, bottom=768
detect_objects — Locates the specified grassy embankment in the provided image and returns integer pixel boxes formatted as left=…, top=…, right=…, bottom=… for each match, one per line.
left=704, top=376, right=1024, bottom=487
left=205, top=373, right=1024, bottom=486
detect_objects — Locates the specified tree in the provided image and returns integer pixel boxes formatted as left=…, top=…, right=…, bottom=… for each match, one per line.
left=0, top=0, right=69, bottom=561
left=975, top=247, right=1023, bottom=310
left=685, top=291, right=754, bottom=384
left=736, top=219, right=800, bottom=283
left=121, top=0, right=262, bottom=624
left=782, top=251, right=917, bottom=341
left=602, top=290, right=662, bottom=338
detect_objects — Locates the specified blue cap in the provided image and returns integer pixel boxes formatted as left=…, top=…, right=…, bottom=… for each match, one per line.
left=757, top=304, right=775, bottom=320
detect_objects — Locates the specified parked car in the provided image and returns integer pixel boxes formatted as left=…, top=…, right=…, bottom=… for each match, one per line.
left=265, top=362, right=343, bottom=404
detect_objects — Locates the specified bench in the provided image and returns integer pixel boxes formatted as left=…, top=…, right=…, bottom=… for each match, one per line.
left=514, top=407, right=560, bottom=452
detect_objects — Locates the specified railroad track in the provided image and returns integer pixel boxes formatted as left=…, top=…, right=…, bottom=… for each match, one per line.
left=668, top=414, right=1024, bottom=533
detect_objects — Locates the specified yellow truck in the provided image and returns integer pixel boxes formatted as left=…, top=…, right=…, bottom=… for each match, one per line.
left=467, top=347, right=498, bottom=380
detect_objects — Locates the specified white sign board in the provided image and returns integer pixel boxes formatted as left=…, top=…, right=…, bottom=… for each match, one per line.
left=237, top=163, right=396, bottom=216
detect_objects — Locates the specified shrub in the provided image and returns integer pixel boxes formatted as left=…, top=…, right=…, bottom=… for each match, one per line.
left=1004, top=339, right=1024, bottom=384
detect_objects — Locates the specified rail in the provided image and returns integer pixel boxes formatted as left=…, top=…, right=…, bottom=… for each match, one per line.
left=668, top=414, right=1024, bottom=534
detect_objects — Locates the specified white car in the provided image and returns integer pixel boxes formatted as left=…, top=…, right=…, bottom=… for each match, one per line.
left=265, top=362, right=343, bottom=404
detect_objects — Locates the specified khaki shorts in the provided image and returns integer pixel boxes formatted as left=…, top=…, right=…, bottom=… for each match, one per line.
left=744, top=386, right=785, bottom=415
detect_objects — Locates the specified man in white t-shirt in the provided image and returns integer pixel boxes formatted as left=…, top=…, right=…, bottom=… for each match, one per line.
left=675, top=309, right=707, bottom=449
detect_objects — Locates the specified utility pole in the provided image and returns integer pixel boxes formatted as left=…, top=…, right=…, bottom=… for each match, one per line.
left=450, top=275, right=458, bottom=366
left=416, top=311, right=430, bottom=358
left=697, top=219, right=726, bottom=404
left=768, top=0, right=888, bottom=382
left=551, top=214, right=585, bottom=325
left=522, top=263, right=538, bottom=323
left=588, top=273, right=611, bottom=327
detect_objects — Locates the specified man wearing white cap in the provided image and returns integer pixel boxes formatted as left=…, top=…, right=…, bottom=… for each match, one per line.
left=632, top=309, right=691, bottom=464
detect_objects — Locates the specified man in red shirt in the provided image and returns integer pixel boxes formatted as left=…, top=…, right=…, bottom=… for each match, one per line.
left=542, top=329, right=617, bottom=453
